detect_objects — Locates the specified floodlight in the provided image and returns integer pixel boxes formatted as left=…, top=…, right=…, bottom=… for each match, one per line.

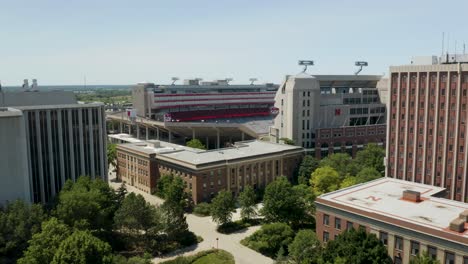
left=249, top=78, right=258, bottom=85
left=354, top=61, right=368, bottom=75
left=225, top=78, right=233, bottom=84
left=171, top=77, right=179, bottom=85
left=298, top=60, right=314, bottom=73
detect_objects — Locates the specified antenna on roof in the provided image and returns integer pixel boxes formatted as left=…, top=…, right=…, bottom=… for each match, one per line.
left=354, top=61, right=368, bottom=75
left=225, top=78, right=233, bottom=84
left=249, top=78, right=258, bottom=85
left=442, top=32, right=445, bottom=57
left=298, top=60, right=314, bottom=73
left=171, top=77, right=179, bottom=85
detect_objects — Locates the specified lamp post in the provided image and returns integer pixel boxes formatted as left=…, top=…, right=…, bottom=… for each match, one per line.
left=298, top=60, right=314, bottom=73
left=354, top=61, right=368, bottom=75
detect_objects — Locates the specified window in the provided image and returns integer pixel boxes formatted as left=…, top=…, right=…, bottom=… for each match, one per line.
left=427, top=246, right=437, bottom=259
left=464, top=256, right=468, bottom=264
left=323, top=214, right=330, bottom=226
left=323, top=231, right=329, bottom=242
left=335, top=218, right=341, bottom=230
left=379, top=231, right=388, bottom=246
left=445, top=251, right=455, bottom=264
left=346, top=221, right=354, bottom=230
left=410, top=241, right=420, bottom=256
left=394, top=236, right=403, bottom=251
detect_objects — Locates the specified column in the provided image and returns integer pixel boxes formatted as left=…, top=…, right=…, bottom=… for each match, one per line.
left=88, top=108, right=95, bottom=179
left=192, top=128, right=196, bottom=139
left=46, top=110, right=56, bottom=196
left=98, top=107, right=106, bottom=180
left=216, top=129, right=220, bottom=149
left=136, top=125, right=140, bottom=139
left=35, top=111, right=46, bottom=203
left=168, top=130, right=172, bottom=143
left=57, top=110, right=66, bottom=188
left=68, top=110, right=76, bottom=181
left=78, top=109, right=85, bottom=175
left=156, top=127, right=160, bottom=140
left=119, top=121, right=123, bottom=133
left=146, top=127, right=149, bottom=140
left=241, top=132, right=245, bottom=141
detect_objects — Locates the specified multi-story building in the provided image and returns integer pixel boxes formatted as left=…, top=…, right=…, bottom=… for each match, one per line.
left=270, top=73, right=388, bottom=158
left=0, top=88, right=107, bottom=204
left=315, top=178, right=468, bottom=264
left=116, top=139, right=303, bottom=203
left=386, top=56, right=468, bottom=202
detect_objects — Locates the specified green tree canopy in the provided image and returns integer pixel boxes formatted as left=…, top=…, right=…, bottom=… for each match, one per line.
left=210, top=190, right=236, bottom=225
left=107, top=143, right=117, bottom=170
left=356, top=167, right=382, bottom=183
left=280, top=138, right=295, bottom=145
left=238, top=186, right=257, bottom=221
left=241, top=222, right=294, bottom=258
left=340, top=176, right=359, bottom=189
left=54, top=176, right=118, bottom=231
left=409, top=252, right=440, bottom=264
left=310, top=166, right=341, bottom=195
left=0, top=200, right=46, bottom=261
left=297, top=155, right=319, bottom=185
left=18, top=217, right=71, bottom=264
left=186, top=139, right=206, bottom=150
left=288, top=229, right=320, bottom=264
left=155, top=174, right=175, bottom=198
left=51, top=230, right=113, bottom=264
left=353, top=143, right=385, bottom=175
left=319, top=229, right=392, bottom=264
left=113, top=193, right=161, bottom=237
left=319, top=153, right=356, bottom=179
left=261, top=177, right=306, bottom=224
left=163, top=176, right=189, bottom=210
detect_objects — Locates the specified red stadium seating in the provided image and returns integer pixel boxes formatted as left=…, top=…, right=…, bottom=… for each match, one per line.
left=167, top=108, right=271, bottom=122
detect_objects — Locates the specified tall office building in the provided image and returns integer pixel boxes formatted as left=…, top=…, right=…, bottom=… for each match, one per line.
left=270, top=73, right=387, bottom=158
left=0, top=87, right=107, bottom=204
left=386, top=55, right=468, bottom=202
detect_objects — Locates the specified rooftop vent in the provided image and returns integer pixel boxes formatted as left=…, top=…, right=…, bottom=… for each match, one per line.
left=402, top=190, right=421, bottom=203
left=449, top=218, right=466, bottom=233
left=460, top=210, right=468, bottom=222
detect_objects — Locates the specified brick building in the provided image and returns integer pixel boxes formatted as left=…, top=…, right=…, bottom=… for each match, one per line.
left=315, top=178, right=468, bottom=264
left=386, top=61, right=468, bottom=202
left=116, top=140, right=303, bottom=203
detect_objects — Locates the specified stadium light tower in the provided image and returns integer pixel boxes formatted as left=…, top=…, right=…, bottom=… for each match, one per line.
left=171, top=77, right=179, bottom=85
left=298, top=60, right=314, bottom=73
left=249, top=78, right=258, bottom=85
left=354, top=61, right=368, bottom=75
left=225, top=78, right=233, bottom=84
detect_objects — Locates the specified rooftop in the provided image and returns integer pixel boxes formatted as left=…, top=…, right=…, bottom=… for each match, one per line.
left=317, top=178, right=468, bottom=240
left=118, top=140, right=303, bottom=168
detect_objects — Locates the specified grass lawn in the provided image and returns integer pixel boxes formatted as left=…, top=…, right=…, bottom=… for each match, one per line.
left=161, top=249, right=234, bottom=264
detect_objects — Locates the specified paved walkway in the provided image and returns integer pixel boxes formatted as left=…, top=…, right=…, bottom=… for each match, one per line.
left=108, top=175, right=273, bottom=264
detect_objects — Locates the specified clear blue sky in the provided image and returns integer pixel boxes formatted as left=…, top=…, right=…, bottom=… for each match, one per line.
left=1, top=0, right=467, bottom=85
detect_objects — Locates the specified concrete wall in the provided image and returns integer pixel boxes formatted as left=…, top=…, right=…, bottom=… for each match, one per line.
left=0, top=108, right=31, bottom=205
left=0, top=91, right=77, bottom=107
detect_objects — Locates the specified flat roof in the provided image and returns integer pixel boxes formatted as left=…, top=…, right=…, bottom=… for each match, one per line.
left=108, top=133, right=144, bottom=143
left=317, top=178, right=468, bottom=239
left=16, top=102, right=103, bottom=110
left=118, top=140, right=303, bottom=167
left=159, top=140, right=302, bottom=166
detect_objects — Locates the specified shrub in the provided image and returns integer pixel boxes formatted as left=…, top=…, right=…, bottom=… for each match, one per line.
left=193, top=203, right=211, bottom=216
left=240, top=222, right=294, bottom=258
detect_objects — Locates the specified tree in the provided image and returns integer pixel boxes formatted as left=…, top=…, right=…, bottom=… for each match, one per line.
left=353, top=143, right=385, bottom=175
left=310, top=166, right=341, bottom=195
left=107, top=143, right=118, bottom=173
left=113, top=193, right=161, bottom=237
left=409, top=252, right=440, bottom=264
left=55, top=176, right=118, bottom=231
left=51, top=230, right=113, bottom=264
left=261, top=177, right=306, bottom=224
left=238, top=186, right=257, bottom=221
left=292, top=184, right=316, bottom=224
left=288, top=229, right=320, bottom=264
left=210, top=190, right=236, bottom=225
left=155, top=174, right=175, bottom=198
left=319, top=229, right=392, bottom=264
left=340, top=176, right=358, bottom=189
left=186, top=139, right=206, bottom=150
left=116, top=182, right=128, bottom=207
left=163, top=177, right=189, bottom=210
left=18, top=218, right=71, bottom=264
left=279, top=138, right=295, bottom=145
left=319, top=153, right=356, bottom=179
left=297, top=155, right=319, bottom=185
left=0, top=200, right=46, bottom=262
left=241, top=222, right=294, bottom=258
left=356, top=167, right=382, bottom=183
